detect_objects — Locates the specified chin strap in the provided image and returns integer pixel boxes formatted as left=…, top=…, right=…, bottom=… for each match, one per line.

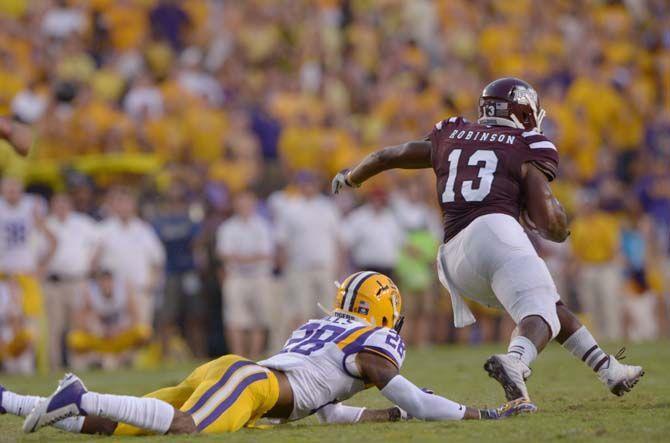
left=393, top=316, right=405, bottom=334
left=527, top=97, right=546, bottom=133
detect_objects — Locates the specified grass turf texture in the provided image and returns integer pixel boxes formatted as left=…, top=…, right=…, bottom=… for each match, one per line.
left=1, top=341, right=668, bottom=442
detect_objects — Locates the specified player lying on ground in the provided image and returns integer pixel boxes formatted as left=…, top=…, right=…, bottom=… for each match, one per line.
left=332, top=77, right=644, bottom=402
left=2, top=271, right=534, bottom=436
left=0, top=117, right=33, bottom=157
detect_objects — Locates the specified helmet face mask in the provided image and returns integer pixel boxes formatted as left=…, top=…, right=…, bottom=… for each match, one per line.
left=478, top=77, right=546, bottom=133
left=332, top=271, right=403, bottom=330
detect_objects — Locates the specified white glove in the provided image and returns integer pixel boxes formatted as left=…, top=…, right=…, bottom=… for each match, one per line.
left=331, top=168, right=359, bottom=194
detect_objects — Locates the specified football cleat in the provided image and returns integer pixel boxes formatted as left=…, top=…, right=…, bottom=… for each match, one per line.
left=23, top=373, right=88, bottom=433
left=480, top=398, right=538, bottom=420
left=484, top=354, right=532, bottom=401
left=0, top=384, right=6, bottom=414
left=598, top=348, right=644, bottom=397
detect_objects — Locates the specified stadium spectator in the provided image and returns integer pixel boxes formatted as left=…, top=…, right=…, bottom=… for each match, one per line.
left=389, top=179, right=441, bottom=346
left=216, top=190, right=273, bottom=359
left=570, top=191, right=623, bottom=340
left=342, top=188, right=405, bottom=279
left=193, top=184, right=230, bottom=356
left=40, top=0, right=86, bottom=40
left=11, top=81, right=48, bottom=124
left=276, top=172, right=342, bottom=327
left=0, top=177, right=56, bottom=374
left=97, top=187, right=165, bottom=329
left=623, top=272, right=660, bottom=343
left=151, top=182, right=203, bottom=358
left=149, top=0, right=191, bottom=51
left=0, top=280, right=33, bottom=374
left=67, top=269, right=149, bottom=371
left=122, top=74, right=165, bottom=121
left=42, top=193, right=99, bottom=370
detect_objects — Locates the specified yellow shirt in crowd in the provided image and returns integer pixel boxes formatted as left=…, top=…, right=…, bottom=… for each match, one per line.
left=570, top=212, right=620, bottom=264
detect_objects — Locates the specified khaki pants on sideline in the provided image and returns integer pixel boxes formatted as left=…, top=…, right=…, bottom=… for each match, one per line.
left=43, top=279, right=85, bottom=371
left=222, top=275, right=272, bottom=329
left=576, top=263, right=623, bottom=341
left=135, top=289, right=156, bottom=329
left=285, top=267, right=335, bottom=323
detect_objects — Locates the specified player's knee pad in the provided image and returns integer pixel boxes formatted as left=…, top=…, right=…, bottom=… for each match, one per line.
left=493, top=254, right=560, bottom=339
left=537, top=307, right=561, bottom=340
left=512, top=290, right=561, bottom=340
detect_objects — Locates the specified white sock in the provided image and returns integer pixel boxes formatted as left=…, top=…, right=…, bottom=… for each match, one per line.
left=1, top=390, right=84, bottom=433
left=1, top=391, right=41, bottom=417
left=81, top=392, right=175, bottom=434
left=562, top=326, right=610, bottom=372
left=507, top=336, right=538, bottom=367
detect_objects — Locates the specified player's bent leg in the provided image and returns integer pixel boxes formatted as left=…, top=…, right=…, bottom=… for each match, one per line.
left=111, top=385, right=196, bottom=436
left=112, top=357, right=217, bottom=435
left=23, top=373, right=178, bottom=435
left=1, top=383, right=87, bottom=433
left=178, top=356, right=279, bottom=433
left=555, top=302, right=644, bottom=396
left=486, top=254, right=561, bottom=401
left=484, top=314, right=554, bottom=401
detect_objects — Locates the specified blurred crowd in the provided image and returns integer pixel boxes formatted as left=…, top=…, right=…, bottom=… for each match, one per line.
left=0, top=0, right=669, bottom=374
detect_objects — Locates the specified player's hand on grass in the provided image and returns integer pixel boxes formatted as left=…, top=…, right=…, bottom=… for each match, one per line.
left=480, top=398, right=537, bottom=420
left=389, top=406, right=410, bottom=421
left=331, top=168, right=359, bottom=194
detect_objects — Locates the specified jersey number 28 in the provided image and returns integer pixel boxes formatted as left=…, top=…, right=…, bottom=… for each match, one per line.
left=441, top=149, right=498, bottom=203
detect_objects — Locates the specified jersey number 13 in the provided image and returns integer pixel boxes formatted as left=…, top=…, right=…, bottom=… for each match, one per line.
left=441, top=149, right=498, bottom=203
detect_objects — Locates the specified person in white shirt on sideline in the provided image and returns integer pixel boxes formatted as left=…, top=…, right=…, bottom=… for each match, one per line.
left=216, top=191, right=274, bottom=359
left=275, top=171, right=343, bottom=328
left=97, top=187, right=165, bottom=329
left=41, top=193, right=100, bottom=371
left=0, top=177, right=57, bottom=374
left=342, top=188, right=405, bottom=280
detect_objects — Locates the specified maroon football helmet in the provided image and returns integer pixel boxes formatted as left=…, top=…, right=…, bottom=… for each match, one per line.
left=478, top=77, right=546, bottom=133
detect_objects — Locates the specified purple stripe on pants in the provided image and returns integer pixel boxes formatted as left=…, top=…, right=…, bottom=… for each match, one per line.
left=196, top=372, right=269, bottom=431
left=186, top=360, right=256, bottom=415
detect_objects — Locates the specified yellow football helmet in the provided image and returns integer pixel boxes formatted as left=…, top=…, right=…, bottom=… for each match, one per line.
left=332, top=271, right=404, bottom=331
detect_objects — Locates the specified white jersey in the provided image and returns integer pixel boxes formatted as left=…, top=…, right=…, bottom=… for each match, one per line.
left=0, top=196, right=40, bottom=273
left=259, top=315, right=406, bottom=420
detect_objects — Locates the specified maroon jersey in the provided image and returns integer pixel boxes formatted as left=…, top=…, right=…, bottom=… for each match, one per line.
left=428, top=117, right=559, bottom=242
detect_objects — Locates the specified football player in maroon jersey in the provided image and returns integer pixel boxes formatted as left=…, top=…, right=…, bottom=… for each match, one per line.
left=332, top=77, right=643, bottom=402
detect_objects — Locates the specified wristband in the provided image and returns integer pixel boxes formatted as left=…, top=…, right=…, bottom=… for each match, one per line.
left=345, top=171, right=360, bottom=188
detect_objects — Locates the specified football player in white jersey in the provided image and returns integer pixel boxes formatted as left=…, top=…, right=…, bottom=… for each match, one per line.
left=0, top=177, right=56, bottom=374
left=7, top=271, right=534, bottom=436
left=0, top=117, right=34, bottom=157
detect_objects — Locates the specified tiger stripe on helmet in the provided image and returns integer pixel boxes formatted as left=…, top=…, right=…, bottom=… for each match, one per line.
left=341, top=271, right=377, bottom=311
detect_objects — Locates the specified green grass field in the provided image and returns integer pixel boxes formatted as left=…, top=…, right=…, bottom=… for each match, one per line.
left=1, top=341, right=668, bottom=442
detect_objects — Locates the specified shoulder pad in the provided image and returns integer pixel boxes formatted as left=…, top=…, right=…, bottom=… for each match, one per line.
left=341, top=327, right=406, bottom=368
left=521, top=130, right=557, bottom=151
left=434, top=116, right=469, bottom=131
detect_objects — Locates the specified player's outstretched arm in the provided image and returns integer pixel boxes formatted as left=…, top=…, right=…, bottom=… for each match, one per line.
left=316, top=402, right=406, bottom=424
left=332, top=140, right=431, bottom=193
left=356, top=351, right=483, bottom=420
left=0, top=117, right=34, bottom=157
left=521, top=162, right=569, bottom=243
